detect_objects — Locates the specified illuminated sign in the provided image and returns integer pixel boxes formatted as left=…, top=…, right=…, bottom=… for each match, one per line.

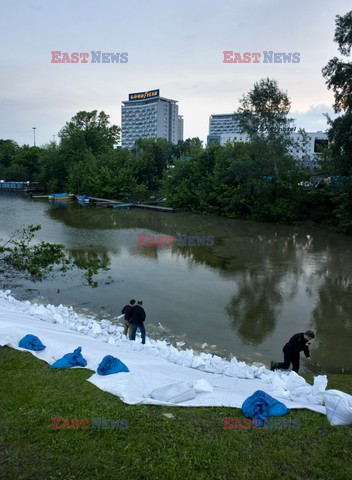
left=129, top=89, right=160, bottom=101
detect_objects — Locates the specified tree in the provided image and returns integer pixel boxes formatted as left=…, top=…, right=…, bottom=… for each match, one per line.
left=59, top=110, right=120, bottom=155
left=322, top=11, right=352, bottom=112
left=0, top=225, right=108, bottom=287
left=174, top=138, right=204, bottom=159
left=13, top=145, right=41, bottom=179
left=132, top=138, right=169, bottom=191
left=237, top=78, right=296, bottom=177
left=322, top=10, right=352, bottom=175
left=37, top=141, right=64, bottom=192
left=36, top=111, right=122, bottom=194
left=238, top=78, right=294, bottom=140
left=0, top=140, right=19, bottom=168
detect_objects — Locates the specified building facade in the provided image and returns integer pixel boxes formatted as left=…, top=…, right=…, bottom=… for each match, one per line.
left=207, top=112, right=328, bottom=170
left=289, top=131, right=328, bottom=170
left=207, top=113, right=249, bottom=145
left=209, top=113, right=244, bottom=135
left=121, top=89, right=183, bottom=149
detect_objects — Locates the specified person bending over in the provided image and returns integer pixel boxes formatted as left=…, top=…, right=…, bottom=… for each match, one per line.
left=270, top=330, right=315, bottom=373
left=121, top=299, right=136, bottom=337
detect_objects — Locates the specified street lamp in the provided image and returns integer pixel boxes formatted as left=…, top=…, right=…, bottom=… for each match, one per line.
left=32, top=127, right=36, bottom=147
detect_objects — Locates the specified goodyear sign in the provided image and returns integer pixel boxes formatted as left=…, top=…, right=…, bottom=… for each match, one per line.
left=129, top=89, right=160, bottom=101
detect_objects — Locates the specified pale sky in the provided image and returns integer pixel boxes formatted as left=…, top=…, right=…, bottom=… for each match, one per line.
left=0, top=0, right=350, bottom=146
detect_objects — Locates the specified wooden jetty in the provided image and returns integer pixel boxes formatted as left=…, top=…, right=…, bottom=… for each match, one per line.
left=88, top=196, right=175, bottom=212
left=82, top=196, right=175, bottom=213
left=89, top=197, right=120, bottom=205
left=112, top=203, right=133, bottom=209
left=133, top=203, right=175, bottom=213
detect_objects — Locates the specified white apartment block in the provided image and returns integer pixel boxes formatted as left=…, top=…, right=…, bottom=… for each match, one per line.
left=208, top=113, right=244, bottom=136
left=207, top=113, right=328, bottom=170
left=289, top=131, right=328, bottom=170
left=121, top=89, right=183, bottom=149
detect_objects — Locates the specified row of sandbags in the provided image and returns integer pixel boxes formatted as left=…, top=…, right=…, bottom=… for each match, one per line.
left=17, top=334, right=352, bottom=425
left=18, top=334, right=129, bottom=374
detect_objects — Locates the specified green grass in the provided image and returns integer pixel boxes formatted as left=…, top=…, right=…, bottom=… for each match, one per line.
left=0, top=346, right=351, bottom=480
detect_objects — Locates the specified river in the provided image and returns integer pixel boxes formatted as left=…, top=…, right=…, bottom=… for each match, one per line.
left=0, top=192, right=351, bottom=373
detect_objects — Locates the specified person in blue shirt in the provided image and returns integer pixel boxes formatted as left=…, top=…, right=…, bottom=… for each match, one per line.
left=270, top=330, right=315, bottom=373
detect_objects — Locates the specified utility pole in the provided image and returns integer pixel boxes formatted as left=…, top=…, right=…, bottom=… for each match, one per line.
left=32, top=127, right=36, bottom=147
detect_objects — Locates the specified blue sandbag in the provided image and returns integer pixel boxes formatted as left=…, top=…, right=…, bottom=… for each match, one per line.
left=97, top=355, right=129, bottom=375
left=19, top=334, right=46, bottom=351
left=242, top=390, right=289, bottom=426
left=50, top=346, right=87, bottom=369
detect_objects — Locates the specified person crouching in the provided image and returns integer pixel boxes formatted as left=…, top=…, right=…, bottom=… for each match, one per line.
left=270, top=330, right=315, bottom=373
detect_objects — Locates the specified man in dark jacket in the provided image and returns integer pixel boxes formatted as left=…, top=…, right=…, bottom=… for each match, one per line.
left=122, top=299, right=135, bottom=337
left=270, top=330, right=315, bottom=373
left=130, top=300, right=146, bottom=344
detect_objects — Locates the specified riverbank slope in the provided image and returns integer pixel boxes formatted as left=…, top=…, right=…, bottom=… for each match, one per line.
left=0, top=346, right=351, bottom=480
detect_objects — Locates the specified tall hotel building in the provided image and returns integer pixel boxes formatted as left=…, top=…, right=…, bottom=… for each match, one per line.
left=121, top=89, right=183, bottom=149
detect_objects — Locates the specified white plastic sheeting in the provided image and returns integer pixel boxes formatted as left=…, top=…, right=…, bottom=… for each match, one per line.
left=0, top=289, right=342, bottom=416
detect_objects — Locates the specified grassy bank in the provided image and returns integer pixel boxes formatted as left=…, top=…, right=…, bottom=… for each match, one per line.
left=0, top=346, right=351, bottom=480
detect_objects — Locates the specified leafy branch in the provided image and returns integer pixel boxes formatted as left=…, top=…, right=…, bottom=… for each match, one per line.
left=0, top=225, right=109, bottom=287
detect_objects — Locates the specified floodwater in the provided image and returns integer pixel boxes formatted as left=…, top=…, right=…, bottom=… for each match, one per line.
left=0, top=192, right=351, bottom=373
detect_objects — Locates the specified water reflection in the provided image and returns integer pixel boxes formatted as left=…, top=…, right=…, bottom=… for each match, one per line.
left=226, top=272, right=282, bottom=344
left=45, top=202, right=352, bottom=370
left=69, top=247, right=112, bottom=270
left=1, top=194, right=351, bottom=371
left=310, top=249, right=352, bottom=371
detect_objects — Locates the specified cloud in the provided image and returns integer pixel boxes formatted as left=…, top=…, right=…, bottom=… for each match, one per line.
left=292, top=104, right=338, bottom=132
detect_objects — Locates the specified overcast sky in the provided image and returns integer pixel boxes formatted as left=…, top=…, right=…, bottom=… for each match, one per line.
left=0, top=0, right=350, bottom=146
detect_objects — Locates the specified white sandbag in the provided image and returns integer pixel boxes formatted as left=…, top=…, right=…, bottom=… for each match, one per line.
left=194, top=379, right=213, bottom=393
left=324, top=389, right=352, bottom=426
left=285, top=371, right=309, bottom=391
left=307, top=375, right=328, bottom=405
left=150, top=381, right=196, bottom=404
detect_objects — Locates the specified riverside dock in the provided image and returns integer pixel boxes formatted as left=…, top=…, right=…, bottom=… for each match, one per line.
left=133, top=203, right=175, bottom=212
left=89, top=197, right=175, bottom=212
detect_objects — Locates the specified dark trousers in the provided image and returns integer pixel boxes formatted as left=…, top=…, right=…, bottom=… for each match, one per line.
left=130, top=323, right=146, bottom=344
left=277, top=344, right=300, bottom=373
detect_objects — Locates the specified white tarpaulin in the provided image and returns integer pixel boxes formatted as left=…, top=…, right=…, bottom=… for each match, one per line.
left=0, top=289, right=335, bottom=414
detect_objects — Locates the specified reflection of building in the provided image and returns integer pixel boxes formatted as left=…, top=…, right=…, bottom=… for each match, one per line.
left=207, top=112, right=328, bottom=170
left=121, top=89, right=183, bottom=149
